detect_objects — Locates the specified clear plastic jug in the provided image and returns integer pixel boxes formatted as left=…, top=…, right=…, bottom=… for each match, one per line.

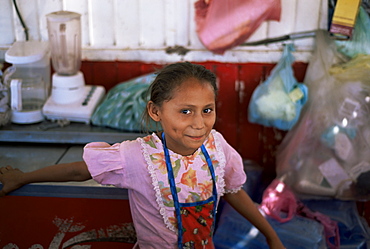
left=5, top=41, right=50, bottom=124
left=5, top=67, right=48, bottom=124
left=10, top=75, right=46, bottom=110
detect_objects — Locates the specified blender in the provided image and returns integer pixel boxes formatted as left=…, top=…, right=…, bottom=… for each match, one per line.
left=42, top=11, right=105, bottom=124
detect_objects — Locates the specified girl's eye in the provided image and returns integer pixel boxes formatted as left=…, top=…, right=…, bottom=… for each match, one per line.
left=181, top=110, right=191, bottom=114
left=203, top=108, right=213, bottom=114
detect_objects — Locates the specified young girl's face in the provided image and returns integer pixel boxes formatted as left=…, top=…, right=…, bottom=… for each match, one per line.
left=148, top=78, right=216, bottom=156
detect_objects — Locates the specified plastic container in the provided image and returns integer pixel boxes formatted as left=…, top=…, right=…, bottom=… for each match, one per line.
left=5, top=41, right=51, bottom=88
left=5, top=41, right=51, bottom=124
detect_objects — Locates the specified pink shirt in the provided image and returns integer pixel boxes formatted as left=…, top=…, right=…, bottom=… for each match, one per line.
left=83, top=130, right=246, bottom=248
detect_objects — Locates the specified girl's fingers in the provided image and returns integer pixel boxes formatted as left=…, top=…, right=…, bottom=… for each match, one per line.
left=0, top=166, right=13, bottom=174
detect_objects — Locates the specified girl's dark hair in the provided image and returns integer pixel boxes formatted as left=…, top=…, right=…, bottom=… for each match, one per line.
left=142, top=62, right=217, bottom=132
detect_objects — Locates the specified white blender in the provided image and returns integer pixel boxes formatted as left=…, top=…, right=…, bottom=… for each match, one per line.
left=42, top=11, right=105, bottom=124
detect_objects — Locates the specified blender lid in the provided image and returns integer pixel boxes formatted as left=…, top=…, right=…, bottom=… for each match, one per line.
left=5, top=41, right=49, bottom=64
left=46, top=11, right=81, bottom=22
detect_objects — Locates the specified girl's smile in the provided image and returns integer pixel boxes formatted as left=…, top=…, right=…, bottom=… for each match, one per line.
left=148, top=77, right=216, bottom=156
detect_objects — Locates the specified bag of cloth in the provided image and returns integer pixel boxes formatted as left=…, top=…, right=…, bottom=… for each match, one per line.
left=194, top=0, right=281, bottom=54
left=248, top=43, right=308, bottom=130
left=91, top=73, right=157, bottom=132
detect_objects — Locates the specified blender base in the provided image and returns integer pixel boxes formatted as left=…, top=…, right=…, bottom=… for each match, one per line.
left=42, top=85, right=105, bottom=124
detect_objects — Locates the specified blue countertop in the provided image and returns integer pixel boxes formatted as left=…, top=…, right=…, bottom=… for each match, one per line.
left=0, top=121, right=144, bottom=144
left=1, top=182, right=129, bottom=199
left=0, top=122, right=141, bottom=199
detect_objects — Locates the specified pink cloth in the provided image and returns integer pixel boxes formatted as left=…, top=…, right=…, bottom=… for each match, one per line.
left=83, top=130, right=246, bottom=248
left=195, top=0, right=281, bottom=54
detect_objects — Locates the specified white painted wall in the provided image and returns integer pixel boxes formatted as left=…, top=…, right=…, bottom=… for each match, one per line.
left=0, top=0, right=327, bottom=63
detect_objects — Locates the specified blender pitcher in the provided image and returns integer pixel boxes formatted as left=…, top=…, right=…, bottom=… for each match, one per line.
left=47, top=11, right=81, bottom=76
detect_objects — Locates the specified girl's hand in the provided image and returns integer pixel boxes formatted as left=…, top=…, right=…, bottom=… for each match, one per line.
left=0, top=166, right=25, bottom=196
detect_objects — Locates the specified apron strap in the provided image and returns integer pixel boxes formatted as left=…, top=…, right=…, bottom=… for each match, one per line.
left=162, top=132, right=183, bottom=248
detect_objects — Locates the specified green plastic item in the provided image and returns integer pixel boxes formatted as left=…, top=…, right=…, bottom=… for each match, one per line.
left=335, top=6, right=370, bottom=58
left=91, top=73, right=159, bottom=132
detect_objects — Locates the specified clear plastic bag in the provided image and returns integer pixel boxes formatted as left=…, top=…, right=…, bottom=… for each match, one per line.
left=276, top=30, right=370, bottom=201
left=248, top=43, right=308, bottom=130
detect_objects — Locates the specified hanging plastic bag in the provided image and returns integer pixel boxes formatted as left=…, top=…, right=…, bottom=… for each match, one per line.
left=335, top=6, right=370, bottom=58
left=276, top=30, right=370, bottom=201
left=248, top=43, right=308, bottom=130
left=91, top=73, right=157, bottom=132
left=194, top=0, right=281, bottom=54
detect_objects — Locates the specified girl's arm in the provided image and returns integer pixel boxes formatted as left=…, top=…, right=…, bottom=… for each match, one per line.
left=223, top=189, right=285, bottom=249
left=0, top=161, right=91, bottom=196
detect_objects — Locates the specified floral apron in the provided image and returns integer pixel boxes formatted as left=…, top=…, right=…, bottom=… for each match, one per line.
left=162, top=133, right=218, bottom=249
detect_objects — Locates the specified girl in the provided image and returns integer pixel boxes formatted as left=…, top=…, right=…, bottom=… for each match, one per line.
left=0, top=62, right=284, bottom=249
